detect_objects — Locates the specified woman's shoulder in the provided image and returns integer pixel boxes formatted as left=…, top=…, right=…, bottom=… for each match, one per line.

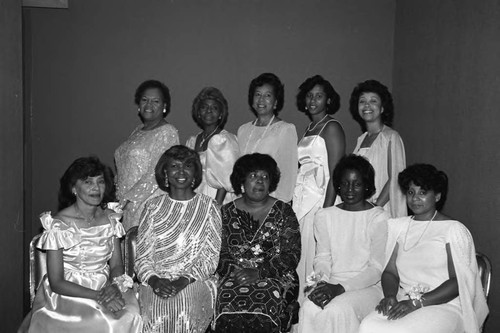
left=210, top=129, right=238, bottom=146
left=380, top=125, right=402, bottom=140
left=155, top=123, right=179, bottom=136
left=40, top=211, right=72, bottom=231
left=37, top=211, right=81, bottom=250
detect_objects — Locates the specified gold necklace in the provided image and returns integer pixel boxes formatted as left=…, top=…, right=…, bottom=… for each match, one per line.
left=306, top=114, right=329, bottom=133
left=74, top=204, right=96, bottom=225
left=403, top=210, right=437, bottom=251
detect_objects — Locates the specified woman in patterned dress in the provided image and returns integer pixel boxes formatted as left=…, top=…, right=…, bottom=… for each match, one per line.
left=214, top=153, right=301, bottom=333
left=135, top=145, right=222, bottom=333
left=114, top=80, right=179, bottom=230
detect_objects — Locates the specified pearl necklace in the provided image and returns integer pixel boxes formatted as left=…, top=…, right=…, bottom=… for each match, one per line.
left=198, top=126, right=219, bottom=149
left=403, top=210, right=437, bottom=251
left=306, top=114, right=329, bottom=133
left=74, top=204, right=96, bottom=225
left=243, top=115, right=275, bottom=153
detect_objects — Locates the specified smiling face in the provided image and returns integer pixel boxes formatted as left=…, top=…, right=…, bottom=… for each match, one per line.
left=305, top=85, right=329, bottom=116
left=252, top=84, right=277, bottom=117
left=243, top=169, right=271, bottom=202
left=198, top=99, right=222, bottom=128
left=73, top=175, right=105, bottom=207
left=338, top=169, right=366, bottom=210
left=139, top=87, right=165, bottom=123
left=358, top=92, right=383, bottom=124
left=164, top=158, right=196, bottom=190
left=405, top=182, right=441, bottom=220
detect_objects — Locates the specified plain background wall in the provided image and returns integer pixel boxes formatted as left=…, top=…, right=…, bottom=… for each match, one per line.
left=0, top=1, right=24, bottom=332
left=393, top=0, right=500, bottom=331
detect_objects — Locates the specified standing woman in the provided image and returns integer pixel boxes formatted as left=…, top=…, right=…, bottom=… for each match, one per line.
left=293, top=75, right=346, bottom=303
left=186, top=87, right=239, bottom=205
left=115, top=79, right=179, bottom=230
left=135, top=145, right=222, bottom=333
left=238, top=73, right=298, bottom=203
left=350, top=80, right=407, bottom=218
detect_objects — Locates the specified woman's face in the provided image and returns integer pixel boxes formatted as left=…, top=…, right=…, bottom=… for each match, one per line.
left=198, top=99, right=222, bottom=128
left=338, top=169, right=365, bottom=208
left=139, top=87, right=165, bottom=123
left=305, top=85, right=329, bottom=116
left=73, top=175, right=105, bottom=206
left=405, top=182, right=441, bottom=219
left=252, top=84, right=277, bottom=117
left=358, top=92, right=383, bottom=124
left=165, top=158, right=196, bottom=190
left=243, top=170, right=271, bottom=202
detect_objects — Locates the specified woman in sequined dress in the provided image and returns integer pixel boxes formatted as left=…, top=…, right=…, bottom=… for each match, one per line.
left=114, top=80, right=179, bottom=230
left=135, top=145, right=222, bottom=333
left=214, top=153, right=301, bottom=333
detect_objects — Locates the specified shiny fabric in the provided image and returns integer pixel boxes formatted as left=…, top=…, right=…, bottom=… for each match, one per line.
left=299, top=206, right=389, bottom=333
left=135, top=193, right=222, bottom=333
left=186, top=130, right=239, bottom=204
left=359, top=218, right=489, bottom=333
left=238, top=120, right=298, bottom=203
left=215, top=200, right=301, bottom=333
left=353, top=125, right=407, bottom=218
left=115, top=123, right=179, bottom=230
left=22, top=212, right=142, bottom=333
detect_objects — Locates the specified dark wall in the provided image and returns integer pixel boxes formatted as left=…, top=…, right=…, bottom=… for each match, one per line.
left=0, top=0, right=24, bottom=331
left=393, top=1, right=500, bottom=331
left=26, top=0, right=395, bottom=227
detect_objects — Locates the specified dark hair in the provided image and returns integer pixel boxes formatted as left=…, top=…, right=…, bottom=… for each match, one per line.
left=349, top=79, right=394, bottom=131
left=134, top=80, right=171, bottom=118
left=332, top=154, right=376, bottom=199
left=191, top=87, right=229, bottom=129
left=296, top=75, right=341, bottom=115
left=155, top=145, right=203, bottom=192
left=398, top=164, right=448, bottom=210
left=248, top=73, right=285, bottom=115
left=58, top=156, right=115, bottom=210
left=230, top=153, right=281, bottom=196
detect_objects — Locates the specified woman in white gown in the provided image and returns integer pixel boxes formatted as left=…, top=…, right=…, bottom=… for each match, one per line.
left=350, top=80, right=406, bottom=218
left=359, top=164, right=488, bottom=333
left=238, top=73, right=298, bottom=203
left=186, top=87, right=239, bottom=205
left=293, top=75, right=345, bottom=303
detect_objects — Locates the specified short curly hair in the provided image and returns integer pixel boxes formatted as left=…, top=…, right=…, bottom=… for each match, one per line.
left=349, top=79, right=394, bottom=132
left=296, top=75, right=341, bottom=115
left=58, top=156, right=115, bottom=210
left=230, top=153, right=281, bottom=196
left=332, top=154, right=376, bottom=200
left=155, top=145, right=203, bottom=192
left=134, top=79, right=171, bottom=118
left=398, top=163, right=449, bottom=211
left=248, top=73, right=285, bottom=115
left=191, top=87, right=229, bottom=129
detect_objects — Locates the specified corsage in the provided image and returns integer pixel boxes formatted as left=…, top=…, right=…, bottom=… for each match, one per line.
left=406, top=284, right=429, bottom=308
left=112, top=274, right=134, bottom=293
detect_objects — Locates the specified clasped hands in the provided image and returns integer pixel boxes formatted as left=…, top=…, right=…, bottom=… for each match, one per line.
left=308, top=282, right=345, bottom=309
left=150, top=276, right=191, bottom=299
left=97, top=284, right=125, bottom=313
left=376, top=296, right=418, bottom=320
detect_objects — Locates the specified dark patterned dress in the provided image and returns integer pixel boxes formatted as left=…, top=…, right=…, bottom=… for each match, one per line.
left=215, top=200, right=301, bottom=333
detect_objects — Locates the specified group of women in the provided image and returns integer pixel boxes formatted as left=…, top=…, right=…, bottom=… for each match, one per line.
left=19, top=72, right=488, bottom=333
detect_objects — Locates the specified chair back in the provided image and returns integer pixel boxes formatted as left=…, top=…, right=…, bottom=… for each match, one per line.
left=124, top=226, right=138, bottom=281
left=29, top=233, right=47, bottom=305
left=476, top=252, right=492, bottom=299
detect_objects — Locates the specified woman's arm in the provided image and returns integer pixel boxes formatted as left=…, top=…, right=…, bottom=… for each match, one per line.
left=274, top=125, right=298, bottom=202
left=215, top=189, right=227, bottom=206
left=376, top=244, right=400, bottom=315
left=321, top=121, right=345, bottom=207
left=135, top=202, right=158, bottom=283
left=374, top=140, right=392, bottom=207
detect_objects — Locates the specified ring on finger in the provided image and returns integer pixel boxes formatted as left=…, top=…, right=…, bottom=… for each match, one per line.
left=154, top=288, right=160, bottom=293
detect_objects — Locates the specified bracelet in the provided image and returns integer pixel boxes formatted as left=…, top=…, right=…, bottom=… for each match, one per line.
left=411, top=298, right=424, bottom=308
left=112, top=274, right=134, bottom=293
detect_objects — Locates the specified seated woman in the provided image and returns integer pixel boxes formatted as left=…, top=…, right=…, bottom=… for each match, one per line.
left=19, top=156, right=142, bottom=333
left=186, top=87, right=239, bottom=205
left=299, top=154, right=389, bottom=333
left=215, top=153, right=301, bottom=333
left=135, top=145, right=222, bottom=333
left=359, top=164, right=489, bottom=333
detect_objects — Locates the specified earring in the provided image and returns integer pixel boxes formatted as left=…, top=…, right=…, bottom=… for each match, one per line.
left=241, top=185, right=245, bottom=194
left=191, top=179, right=196, bottom=188
left=305, top=106, right=308, bottom=110
left=137, top=107, right=140, bottom=113
left=163, top=108, right=167, bottom=114
left=72, top=190, right=76, bottom=196
left=164, top=175, right=169, bottom=188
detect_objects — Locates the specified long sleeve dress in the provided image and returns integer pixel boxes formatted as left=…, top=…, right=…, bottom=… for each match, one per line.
left=215, top=200, right=301, bottom=333
left=185, top=129, right=239, bottom=204
left=353, top=125, right=407, bottom=218
left=22, top=212, right=142, bottom=333
left=359, top=218, right=489, bottom=333
left=114, top=123, right=179, bottom=230
left=299, top=206, right=389, bottom=333
left=135, top=193, right=222, bottom=333
left=238, top=120, right=298, bottom=203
